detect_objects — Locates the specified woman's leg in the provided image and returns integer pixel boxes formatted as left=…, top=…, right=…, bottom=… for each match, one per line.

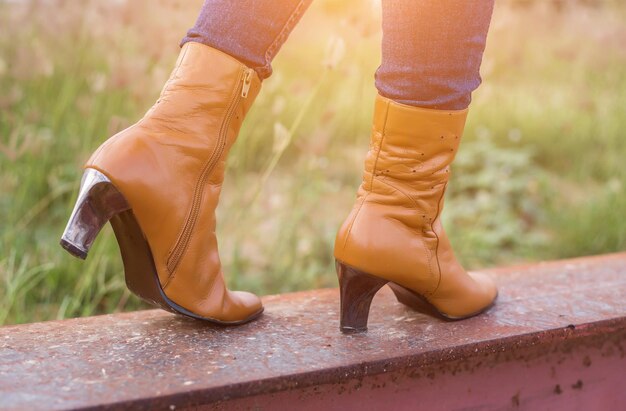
left=376, top=0, right=495, bottom=109
left=334, top=0, right=498, bottom=332
left=181, top=0, right=314, bottom=79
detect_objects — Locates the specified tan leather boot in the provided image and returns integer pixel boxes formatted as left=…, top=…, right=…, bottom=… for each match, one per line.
left=60, top=42, right=263, bottom=324
left=335, top=94, right=497, bottom=332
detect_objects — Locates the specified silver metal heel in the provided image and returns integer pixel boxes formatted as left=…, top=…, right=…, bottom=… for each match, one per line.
left=60, top=169, right=130, bottom=259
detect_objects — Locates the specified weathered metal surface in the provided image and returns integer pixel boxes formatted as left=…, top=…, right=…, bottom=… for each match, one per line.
left=0, top=253, right=625, bottom=410
left=213, top=328, right=625, bottom=411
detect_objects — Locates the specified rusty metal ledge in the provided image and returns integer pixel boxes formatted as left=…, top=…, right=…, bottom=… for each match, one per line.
left=1, top=253, right=625, bottom=410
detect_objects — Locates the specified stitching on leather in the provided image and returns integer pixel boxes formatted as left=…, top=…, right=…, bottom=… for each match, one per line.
left=158, top=44, right=190, bottom=103
left=429, top=182, right=448, bottom=297
left=373, top=176, right=437, bottom=293
left=340, top=192, right=369, bottom=251
left=341, top=100, right=388, bottom=252
left=373, top=176, right=420, bottom=211
left=370, top=102, right=389, bottom=191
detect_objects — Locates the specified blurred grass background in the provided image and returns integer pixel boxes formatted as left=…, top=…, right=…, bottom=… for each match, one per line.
left=0, top=0, right=624, bottom=325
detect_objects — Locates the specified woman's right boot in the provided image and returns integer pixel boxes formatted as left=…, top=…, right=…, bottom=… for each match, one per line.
left=61, top=42, right=264, bottom=324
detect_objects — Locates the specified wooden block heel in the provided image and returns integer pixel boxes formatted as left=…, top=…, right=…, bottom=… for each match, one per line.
left=336, top=261, right=388, bottom=333
left=336, top=259, right=497, bottom=331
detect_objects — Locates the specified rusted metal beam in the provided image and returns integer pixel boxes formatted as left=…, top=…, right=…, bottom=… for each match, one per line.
left=1, top=253, right=625, bottom=410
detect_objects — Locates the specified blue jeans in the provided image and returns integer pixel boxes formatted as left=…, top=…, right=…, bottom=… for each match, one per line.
left=181, top=0, right=494, bottom=110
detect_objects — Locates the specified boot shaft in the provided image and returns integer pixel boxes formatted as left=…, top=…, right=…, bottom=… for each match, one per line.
left=361, top=95, right=468, bottom=201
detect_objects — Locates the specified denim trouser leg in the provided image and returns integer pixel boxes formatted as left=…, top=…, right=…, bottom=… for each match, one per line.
left=376, top=0, right=495, bottom=110
left=181, top=0, right=313, bottom=80
left=182, top=0, right=494, bottom=109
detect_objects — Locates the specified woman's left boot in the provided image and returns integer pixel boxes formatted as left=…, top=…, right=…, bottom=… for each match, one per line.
left=334, top=94, right=498, bottom=332
left=61, top=42, right=263, bottom=324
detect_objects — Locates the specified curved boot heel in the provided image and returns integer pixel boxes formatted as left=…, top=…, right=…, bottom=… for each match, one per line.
left=337, top=261, right=388, bottom=333
left=60, top=168, right=130, bottom=259
left=60, top=169, right=177, bottom=313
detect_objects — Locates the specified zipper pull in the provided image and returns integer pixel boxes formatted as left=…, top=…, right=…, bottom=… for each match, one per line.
left=241, top=68, right=253, bottom=98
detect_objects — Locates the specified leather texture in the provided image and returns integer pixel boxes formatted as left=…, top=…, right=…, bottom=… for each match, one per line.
left=85, top=42, right=263, bottom=322
left=335, top=94, right=497, bottom=318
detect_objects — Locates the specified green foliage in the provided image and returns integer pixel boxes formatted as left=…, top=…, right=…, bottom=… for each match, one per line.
left=1, top=0, right=624, bottom=324
left=445, top=136, right=550, bottom=266
left=549, top=188, right=626, bottom=258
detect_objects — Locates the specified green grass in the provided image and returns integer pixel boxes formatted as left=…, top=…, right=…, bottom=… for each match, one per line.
left=1, top=0, right=625, bottom=325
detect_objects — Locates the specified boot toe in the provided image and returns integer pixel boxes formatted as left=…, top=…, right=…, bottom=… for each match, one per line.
left=229, top=290, right=264, bottom=322
left=468, top=271, right=498, bottom=308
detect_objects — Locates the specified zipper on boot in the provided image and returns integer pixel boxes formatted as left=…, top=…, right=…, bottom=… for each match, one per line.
left=166, top=67, right=253, bottom=276
left=241, top=68, right=253, bottom=98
